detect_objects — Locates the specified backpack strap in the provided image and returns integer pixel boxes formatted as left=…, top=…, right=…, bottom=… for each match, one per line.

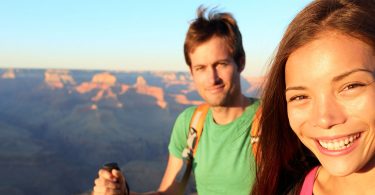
left=191, top=104, right=210, bottom=156
left=181, top=104, right=210, bottom=159
left=179, top=104, right=210, bottom=186
left=250, top=107, right=262, bottom=161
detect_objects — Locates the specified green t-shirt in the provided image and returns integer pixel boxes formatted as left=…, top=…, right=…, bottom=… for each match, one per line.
left=168, top=99, right=260, bottom=195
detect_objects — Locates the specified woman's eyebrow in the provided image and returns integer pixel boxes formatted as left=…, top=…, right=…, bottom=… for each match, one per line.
left=332, top=68, right=373, bottom=82
left=285, top=86, right=306, bottom=93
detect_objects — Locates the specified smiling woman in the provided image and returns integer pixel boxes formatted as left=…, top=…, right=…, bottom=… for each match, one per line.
left=285, top=32, right=375, bottom=178
left=252, top=0, right=375, bottom=195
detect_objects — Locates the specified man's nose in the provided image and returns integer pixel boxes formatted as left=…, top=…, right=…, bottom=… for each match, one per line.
left=207, top=67, right=220, bottom=85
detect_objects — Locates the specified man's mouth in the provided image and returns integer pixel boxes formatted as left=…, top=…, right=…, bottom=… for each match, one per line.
left=206, top=85, right=224, bottom=93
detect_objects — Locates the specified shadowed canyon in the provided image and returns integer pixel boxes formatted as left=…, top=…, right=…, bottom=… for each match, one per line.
left=0, top=68, right=262, bottom=195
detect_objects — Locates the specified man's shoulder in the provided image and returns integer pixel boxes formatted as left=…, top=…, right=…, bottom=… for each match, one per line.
left=247, top=97, right=260, bottom=104
left=181, top=105, right=198, bottom=113
left=247, top=97, right=260, bottom=109
left=242, top=97, right=260, bottom=117
left=175, top=105, right=199, bottom=123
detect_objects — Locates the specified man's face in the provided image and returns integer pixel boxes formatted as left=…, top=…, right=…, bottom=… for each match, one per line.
left=189, top=36, right=242, bottom=107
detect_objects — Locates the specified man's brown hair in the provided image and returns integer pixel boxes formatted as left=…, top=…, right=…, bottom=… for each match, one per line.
left=184, top=6, right=245, bottom=69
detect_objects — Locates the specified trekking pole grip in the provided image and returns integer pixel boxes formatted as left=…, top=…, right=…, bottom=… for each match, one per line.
left=102, top=162, right=130, bottom=195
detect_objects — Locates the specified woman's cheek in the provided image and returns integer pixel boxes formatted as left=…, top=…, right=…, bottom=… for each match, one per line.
left=288, top=108, right=308, bottom=134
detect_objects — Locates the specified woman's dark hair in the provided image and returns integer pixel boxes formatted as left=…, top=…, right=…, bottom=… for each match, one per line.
left=252, top=0, right=375, bottom=194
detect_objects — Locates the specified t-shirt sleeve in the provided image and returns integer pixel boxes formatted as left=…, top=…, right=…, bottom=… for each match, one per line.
left=168, top=106, right=196, bottom=159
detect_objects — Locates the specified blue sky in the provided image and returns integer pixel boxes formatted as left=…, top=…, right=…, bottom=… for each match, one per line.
left=0, top=0, right=312, bottom=76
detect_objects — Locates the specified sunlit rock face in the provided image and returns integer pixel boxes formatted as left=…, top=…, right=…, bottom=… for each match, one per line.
left=119, top=84, right=130, bottom=95
left=153, top=72, right=191, bottom=87
left=134, top=76, right=167, bottom=109
left=75, top=72, right=121, bottom=108
left=40, top=70, right=261, bottom=109
left=44, top=69, right=76, bottom=89
left=92, top=72, right=116, bottom=87
left=152, top=72, right=200, bottom=106
left=1, top=68, right=16, bottom=79
left=74, top=73, right=169, bottom=109
left=76, top=72, right=117, bottom=94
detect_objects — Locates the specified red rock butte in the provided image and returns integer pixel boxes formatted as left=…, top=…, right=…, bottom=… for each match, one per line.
left=1, top=68, right=16, bottom=79
left=134, top=76, right=167, bottom=109
left=92, top=72, right=116, bottom=87
left=44, top=69, right=76, bottom=89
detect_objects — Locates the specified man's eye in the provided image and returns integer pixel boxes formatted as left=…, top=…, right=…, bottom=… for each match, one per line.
left=194, top=66, right=204, bottom=71
left=217, top=63, right=227, bottom=67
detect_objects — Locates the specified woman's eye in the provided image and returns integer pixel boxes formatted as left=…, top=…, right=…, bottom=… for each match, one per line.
left=288, top=95, right=307, bottom=102
left=341, top=82, right=366, bottom=92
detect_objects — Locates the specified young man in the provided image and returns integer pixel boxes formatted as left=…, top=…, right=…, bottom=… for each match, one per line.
left=92, top=6, right=260, bottom=195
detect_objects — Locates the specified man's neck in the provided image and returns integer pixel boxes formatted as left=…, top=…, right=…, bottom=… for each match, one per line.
left=211, top=95, right=251, bottom=125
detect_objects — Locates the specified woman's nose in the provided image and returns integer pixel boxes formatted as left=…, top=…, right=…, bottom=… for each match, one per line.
left=309, top=95, right=347, bottom=129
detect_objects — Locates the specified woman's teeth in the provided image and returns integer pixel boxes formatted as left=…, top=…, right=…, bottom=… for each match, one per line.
left=318, top=133, right=360, bottom=150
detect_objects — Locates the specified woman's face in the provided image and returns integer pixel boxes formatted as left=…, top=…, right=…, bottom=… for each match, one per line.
left=285, top=31, right=375, bottom=176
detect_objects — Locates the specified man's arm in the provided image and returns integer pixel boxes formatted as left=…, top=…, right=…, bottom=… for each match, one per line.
left=156, top=155, right=186, bottom=194
left=93, top=155, right=187, bottom=195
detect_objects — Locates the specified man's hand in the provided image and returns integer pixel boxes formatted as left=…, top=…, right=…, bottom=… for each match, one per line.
left=92, top=168, right=127, bottom=195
